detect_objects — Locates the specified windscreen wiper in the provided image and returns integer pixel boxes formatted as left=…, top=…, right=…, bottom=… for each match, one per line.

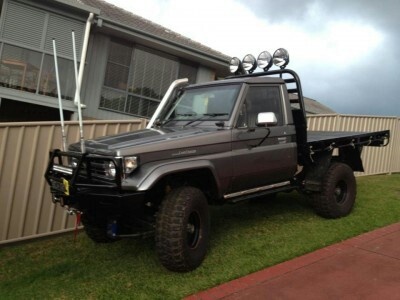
left=183, top=113, right=229, bottom=127
left=203, top=113, right=229, bottom=117
left=159, top=113, right=196, bottom=127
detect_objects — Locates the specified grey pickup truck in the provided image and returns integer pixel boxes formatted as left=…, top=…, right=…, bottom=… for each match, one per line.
left=45, top=49, right=390, bottom=272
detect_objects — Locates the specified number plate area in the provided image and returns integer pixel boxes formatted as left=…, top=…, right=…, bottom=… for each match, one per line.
left=50, top=178, right=70, bottom=195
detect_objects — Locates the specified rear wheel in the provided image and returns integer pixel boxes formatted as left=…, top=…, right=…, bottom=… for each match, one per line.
left=313, top=162, right=356, bottom=218
left=155, top=186, right=210, bottom=272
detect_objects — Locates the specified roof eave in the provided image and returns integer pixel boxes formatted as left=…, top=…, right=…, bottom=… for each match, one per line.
left=53, top=0, right=100, bottom=14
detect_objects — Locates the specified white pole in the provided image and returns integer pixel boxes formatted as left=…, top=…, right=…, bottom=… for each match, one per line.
left=52, top=39, right=67, bottom=151
left=74, top=12, right=94, bottom=106
left=72, top=31, right=85, bottom=153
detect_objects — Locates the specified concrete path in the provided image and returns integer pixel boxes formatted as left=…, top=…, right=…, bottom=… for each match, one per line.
left=186, top=222, right=400, bottom=300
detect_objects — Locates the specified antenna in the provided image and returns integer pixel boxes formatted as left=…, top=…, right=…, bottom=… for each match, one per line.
left=72, top=31, right=85, bottom=153
left=52, top=39, right=67, bottom=151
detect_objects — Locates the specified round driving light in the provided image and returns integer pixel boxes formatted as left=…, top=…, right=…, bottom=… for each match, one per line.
left=229, top=57, right=241, bottom=74
left=273, top=48, right=290, bottom=69
left=242, top=54, right=257, bottom=73
left=257, top=51, right=273, bottom=71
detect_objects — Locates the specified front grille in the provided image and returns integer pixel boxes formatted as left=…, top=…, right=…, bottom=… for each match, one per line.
left=77, top=159, right=116, bottom=182
left=90, top=160, right=109, bottom=177
left=45, top=150, right=122, bottom=192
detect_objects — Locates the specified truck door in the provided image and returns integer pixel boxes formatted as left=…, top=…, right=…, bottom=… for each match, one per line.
left=230, top=85, right=297, bottom=192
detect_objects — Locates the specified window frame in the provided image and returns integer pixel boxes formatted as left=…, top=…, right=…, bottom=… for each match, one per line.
left=235, top=84, right=285, bottom=129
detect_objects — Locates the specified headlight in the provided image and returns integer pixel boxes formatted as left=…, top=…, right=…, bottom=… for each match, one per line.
left=70, top=157, right=79, bottom=168
left=124, top=156, right=138, bottom=174
left=242, top=54, right=257, bottom=73
left=273, top=48, right=290, bottom=69
left=105, top=161, right=116, bottom=178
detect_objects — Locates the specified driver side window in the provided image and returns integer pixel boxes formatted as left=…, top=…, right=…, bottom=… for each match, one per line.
left=237, top=86, right=283, bottom=128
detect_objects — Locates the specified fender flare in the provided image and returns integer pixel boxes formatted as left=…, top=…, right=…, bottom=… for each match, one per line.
left=135, top=160, right=221, bottom=193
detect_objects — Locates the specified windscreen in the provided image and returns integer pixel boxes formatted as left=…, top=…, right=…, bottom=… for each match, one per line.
left=163, top=84, right=241, bottom=123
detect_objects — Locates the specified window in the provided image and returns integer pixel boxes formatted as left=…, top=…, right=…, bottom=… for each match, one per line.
left=0, top=1, right=85, bottom=101
left=129, top=48, right=178, bottom=100
left=163, top=84, right=240, bottom=122
left=0, top=44, right=41, bottom=92
left=39, top=54, right=76, bottom=100
left=2, top=2, right=46, bottom=49
left=104, top=41, right=131, bottom=90
left=99, top=88, right=126, bottom=112
left=237, top=86, right=283, bottom=128
left=126, top=48, right=178, bottom=117
left=126, top=94, right=160, bottom=117
left=100, top=41, right=198, bottom=119
left=0, top=43, right=78, bottom=99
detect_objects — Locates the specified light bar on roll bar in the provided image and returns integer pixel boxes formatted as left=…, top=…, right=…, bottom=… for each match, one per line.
left=229, top=48, right=290, bottom=74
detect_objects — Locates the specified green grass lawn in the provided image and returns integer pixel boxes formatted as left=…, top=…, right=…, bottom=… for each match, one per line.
left=1, top=174, right=399, bottom=299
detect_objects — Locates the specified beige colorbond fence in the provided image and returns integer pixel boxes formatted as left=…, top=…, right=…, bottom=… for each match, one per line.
left=0, top=115, right=399, bottom=245
left=0, top=119, right=147, bottom=245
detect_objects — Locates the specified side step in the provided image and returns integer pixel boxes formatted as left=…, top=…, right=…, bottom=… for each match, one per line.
left=224, top=181, right=295, bottom=203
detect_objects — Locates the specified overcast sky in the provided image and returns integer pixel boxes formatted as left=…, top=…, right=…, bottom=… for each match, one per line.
left=104, top=0, right=399, bottom=116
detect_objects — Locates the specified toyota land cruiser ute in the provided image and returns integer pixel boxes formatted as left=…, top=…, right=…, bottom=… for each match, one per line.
left=45, top=49, right=390, bottom=272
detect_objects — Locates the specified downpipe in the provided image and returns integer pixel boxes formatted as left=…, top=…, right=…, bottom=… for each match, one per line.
left=74, top=12, right=94, bottom=106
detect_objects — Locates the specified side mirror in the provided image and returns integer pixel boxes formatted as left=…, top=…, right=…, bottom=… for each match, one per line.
left=256, top=112, right=278, bottom=127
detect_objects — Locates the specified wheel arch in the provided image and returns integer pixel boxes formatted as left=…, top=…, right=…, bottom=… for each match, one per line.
left=137, top=160, right=221, bottom=203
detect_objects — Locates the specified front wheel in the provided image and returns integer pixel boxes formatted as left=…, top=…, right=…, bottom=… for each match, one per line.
left=155, top=186, right=210, bottom=272
left=313, top=162, right=356, bottom=218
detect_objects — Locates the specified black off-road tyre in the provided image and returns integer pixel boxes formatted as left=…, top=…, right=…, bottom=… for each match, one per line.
left=314, top=162, right=356, bottom=218
left=81, top=213, right=117, bottom=243
left=155, top=186, right=210, bottom=272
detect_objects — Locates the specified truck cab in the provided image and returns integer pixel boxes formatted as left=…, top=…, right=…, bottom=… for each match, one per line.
left=145, top=75, right=298, bottom=195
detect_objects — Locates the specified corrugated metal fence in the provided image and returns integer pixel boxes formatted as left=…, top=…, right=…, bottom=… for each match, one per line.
left=0, top=115, right=399, bottom=245
left=0, top=119, right=147, bottom=245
